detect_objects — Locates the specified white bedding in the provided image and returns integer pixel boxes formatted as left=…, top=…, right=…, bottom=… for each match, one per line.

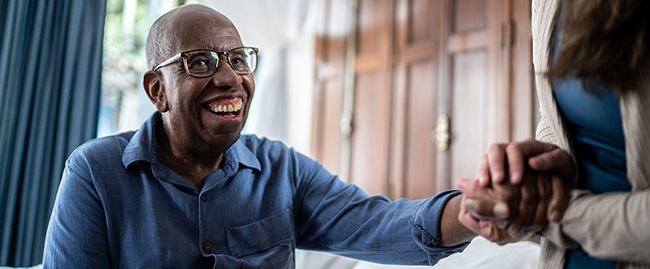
left=296, top=237, right=540, bottom=269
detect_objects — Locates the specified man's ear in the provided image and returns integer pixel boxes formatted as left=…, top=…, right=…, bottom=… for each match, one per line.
left=143, top=70, right=168, bottom=112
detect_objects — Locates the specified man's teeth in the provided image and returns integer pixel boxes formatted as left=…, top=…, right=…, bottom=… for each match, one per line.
left=208, top=102, right=243, bottom=113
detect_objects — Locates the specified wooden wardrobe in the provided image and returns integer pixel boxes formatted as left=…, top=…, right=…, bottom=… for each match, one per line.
left=310, top=0, right=536, bottom=200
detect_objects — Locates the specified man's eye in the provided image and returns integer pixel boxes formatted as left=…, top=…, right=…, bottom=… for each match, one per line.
left=230, top=55, right=246, bottom=66
left=188, top=56, right=212, bottom=72
left=194, top=60, right=209, bottom=66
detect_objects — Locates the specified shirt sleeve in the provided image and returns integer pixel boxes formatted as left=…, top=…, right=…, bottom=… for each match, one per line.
left=42, top=156, right=111, bottom=268
left=292, top=153, right=468, bottom=266
left=541, top=189, right=650, bottom=264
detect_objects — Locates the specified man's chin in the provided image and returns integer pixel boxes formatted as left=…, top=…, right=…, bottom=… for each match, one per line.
left=203, top=132, right=241, bottom=153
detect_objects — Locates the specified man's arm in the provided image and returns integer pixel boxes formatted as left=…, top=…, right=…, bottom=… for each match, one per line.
left=439, top=194, right=476, bottom=246
left=43, top=163, right=110, bottom=268
left=293, top=152, right=470, bottom=265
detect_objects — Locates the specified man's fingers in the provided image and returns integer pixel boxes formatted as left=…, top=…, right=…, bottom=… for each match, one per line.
left=526, top=173, right=551, bottom=234
left=492, top=180, right=519, bottom=218
left=458, top=195, right=482, bottom=234
left=465, top=198, right=510, bottom=220
left=507, top=175, right=538, bottom=237
left=457, top=177, right=477, bottom=193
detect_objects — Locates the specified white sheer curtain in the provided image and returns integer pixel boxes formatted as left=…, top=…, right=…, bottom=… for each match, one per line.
left=202, top=0, right=316, bottom=155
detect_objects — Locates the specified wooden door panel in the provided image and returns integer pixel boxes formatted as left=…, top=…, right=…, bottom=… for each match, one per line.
left=350, top=72, right=389, bottom=196
left=453, top=0, right=487, bottom=32
left=449, top=51, right=488, bottom=182
left=440, top=0, right=501, bottom=189
left=319, top=78, right=344, bottom=174
left=406, top=0, right=437, bottom=43
left=403, top=59, right=438, bottom=199
left=311, top=0, right=349, bottom=175
left=357, top=0, right=386, bottom=54
left=348, top=0, right=392, bottom=196
left=388, top=0, right=443, bottom=199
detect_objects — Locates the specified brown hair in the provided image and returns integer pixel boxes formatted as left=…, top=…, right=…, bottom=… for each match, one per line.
left=547, top=0, right=650, bottom=94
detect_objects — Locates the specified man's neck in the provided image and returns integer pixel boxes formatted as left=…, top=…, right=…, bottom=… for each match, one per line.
left=157, top=126, right=224, bottom=191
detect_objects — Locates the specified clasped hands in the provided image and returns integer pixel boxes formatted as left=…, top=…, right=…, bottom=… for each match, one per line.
left=457, top=138, right=575, bottom=244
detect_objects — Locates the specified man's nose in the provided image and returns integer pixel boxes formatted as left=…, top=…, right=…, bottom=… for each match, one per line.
left=211, top=58, right=243, bottom=87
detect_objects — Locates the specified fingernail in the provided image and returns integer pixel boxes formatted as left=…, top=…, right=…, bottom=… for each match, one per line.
left=497, top=220, right=510, bottom=229
left=493, top=203, right=509, bottom=219
left=510, top=172, right=520, bottom=183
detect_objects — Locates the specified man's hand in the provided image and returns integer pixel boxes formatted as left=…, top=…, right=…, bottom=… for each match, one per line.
left=456, top=179, right=528, bottom=245
left=459, top=169, right=557, bottom=239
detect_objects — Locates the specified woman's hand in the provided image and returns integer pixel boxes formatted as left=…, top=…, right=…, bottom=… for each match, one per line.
left=458, top=138, right=573, bottom=243
left=476, top=138, right=573, bottom=223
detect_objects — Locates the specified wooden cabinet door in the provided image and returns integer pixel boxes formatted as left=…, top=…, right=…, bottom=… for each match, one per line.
left=311, top=0, right=350, bottom=176
left=388, top=0, right=444, bottom=199
left=439, top=0, right=506, bottom=195
left=438, top=0, right=535, bottom=193
left=311, top=0, right=534, bottom=200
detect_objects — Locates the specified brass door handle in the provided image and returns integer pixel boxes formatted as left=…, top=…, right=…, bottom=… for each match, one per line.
left=434, top=114, right=450, bottom=151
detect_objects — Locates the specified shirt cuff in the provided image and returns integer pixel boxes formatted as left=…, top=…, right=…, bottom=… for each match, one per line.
left=410, top=190, right=469, bottom=265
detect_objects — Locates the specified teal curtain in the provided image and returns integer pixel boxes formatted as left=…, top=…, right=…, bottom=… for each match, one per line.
left=0, top=0, right=106, bottom=266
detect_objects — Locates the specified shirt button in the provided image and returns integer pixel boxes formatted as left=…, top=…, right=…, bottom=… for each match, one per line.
left=200, top=194, right=207, bottom=201
left=203, top=242, right=212, bottom=253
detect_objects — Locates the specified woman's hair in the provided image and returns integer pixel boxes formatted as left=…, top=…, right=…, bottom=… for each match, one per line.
left=547, top=0, right=650, bottom=94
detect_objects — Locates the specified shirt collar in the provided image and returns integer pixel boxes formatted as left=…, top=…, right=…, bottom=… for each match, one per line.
left=122, top=112, right=163, bottom=169
left=220, top=137, right=262, bottom=175
left=121, top=112, right=261, bottom=173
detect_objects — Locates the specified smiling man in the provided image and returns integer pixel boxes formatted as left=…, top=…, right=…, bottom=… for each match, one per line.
left=41, top=4, right=544, bottom=268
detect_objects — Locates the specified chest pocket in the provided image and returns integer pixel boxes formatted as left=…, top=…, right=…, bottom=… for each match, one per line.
left=226, top=210, right=295, bottom=260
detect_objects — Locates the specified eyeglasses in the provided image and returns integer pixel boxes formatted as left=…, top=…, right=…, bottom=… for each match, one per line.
left=153, top=46, right=259, bottom=77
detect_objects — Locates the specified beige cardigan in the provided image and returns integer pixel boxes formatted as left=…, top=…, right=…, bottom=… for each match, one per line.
left=532, top=0, right=650, bottom=268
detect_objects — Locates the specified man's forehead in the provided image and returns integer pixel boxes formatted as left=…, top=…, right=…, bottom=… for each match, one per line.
left=163, top=5, right=242, bottom=51
left=174, top=25, right=241, bottom=50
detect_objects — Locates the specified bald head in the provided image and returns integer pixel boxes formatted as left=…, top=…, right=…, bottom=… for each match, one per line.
left=145, top=4, right=241, bottom=70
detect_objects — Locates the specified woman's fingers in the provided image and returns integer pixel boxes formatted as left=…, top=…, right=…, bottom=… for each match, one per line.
left=477, top=154, right=492, bottom=187
left=487, top=144, right=508, bottom=184
left=528, top=147, right=575, bottom=179
left=547, top=174, right=569, bottom=222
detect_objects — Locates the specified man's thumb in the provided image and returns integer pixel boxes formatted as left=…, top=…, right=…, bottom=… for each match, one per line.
left=465, top=198, right=510, bottom=220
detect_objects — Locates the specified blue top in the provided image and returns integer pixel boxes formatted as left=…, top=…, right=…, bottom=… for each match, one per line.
left=553, top=76, right=631, bottom=269
left=43, top=112, right=466, bottom=268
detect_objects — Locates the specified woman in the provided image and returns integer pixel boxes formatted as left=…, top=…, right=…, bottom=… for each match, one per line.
left=463, top=0, right=650, bottom=268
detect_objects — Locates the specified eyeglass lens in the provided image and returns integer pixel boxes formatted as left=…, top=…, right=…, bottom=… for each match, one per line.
left=184, top=47, right=257, bottom=77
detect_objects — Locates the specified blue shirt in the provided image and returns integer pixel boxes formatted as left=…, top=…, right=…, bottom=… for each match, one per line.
left=43, top=112, right=466, bottom=268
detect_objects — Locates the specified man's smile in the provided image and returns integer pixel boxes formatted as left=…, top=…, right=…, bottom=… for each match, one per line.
left=205, top=97, right=244, bottom=118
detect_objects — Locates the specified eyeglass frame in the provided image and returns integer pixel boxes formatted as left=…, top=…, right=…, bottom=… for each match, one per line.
left=152, top=46, right=259, bottom=77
